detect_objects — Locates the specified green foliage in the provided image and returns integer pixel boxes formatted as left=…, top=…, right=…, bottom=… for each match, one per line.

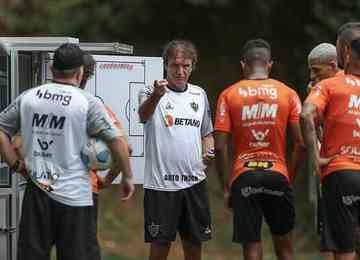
left=1, top=1, right=358, bottom=257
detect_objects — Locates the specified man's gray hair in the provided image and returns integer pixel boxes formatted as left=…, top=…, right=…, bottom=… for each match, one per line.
left=308, top=43, right=337, bottom=65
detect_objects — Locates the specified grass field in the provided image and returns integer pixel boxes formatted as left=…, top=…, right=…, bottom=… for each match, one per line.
left=95, top=166, right=323, bottom=260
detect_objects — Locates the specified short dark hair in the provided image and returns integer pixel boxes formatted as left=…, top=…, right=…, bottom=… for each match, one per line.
left=162, top=40, right=198, bottom=70
left=337, top=22, right=360, bottom=43
left=53, top=43, right=84, bottom=71
left=241, top=39, right=271, bottom=63
left=79, top=53, right=96, bottom=89
left=351, top=38, right=360, bottom=57
left=83, top=53, right=96, bottom=81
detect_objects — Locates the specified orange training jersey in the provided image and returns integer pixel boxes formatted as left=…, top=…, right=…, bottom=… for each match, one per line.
left=91, top=105, right=123, bottom=193
left=215, top=78, right=301, bottom=188
left=336, top=70, right=344, bottom=77
left=305, top=73, right=360, bottom=180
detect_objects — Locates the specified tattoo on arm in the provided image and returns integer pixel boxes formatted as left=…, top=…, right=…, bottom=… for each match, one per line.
left=300, top=103, right=320, bottom=170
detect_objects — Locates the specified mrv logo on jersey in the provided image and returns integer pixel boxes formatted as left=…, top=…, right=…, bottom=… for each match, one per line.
left=32, top=113, right=66, bottom=130
left=242, top=103, right=278, bottom=121
left=36, top=89, right=72, bottom=106
left=348, top=95, right=360, bottom=116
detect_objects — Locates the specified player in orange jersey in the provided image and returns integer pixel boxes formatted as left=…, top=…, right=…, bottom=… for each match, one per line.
left=80, top=52, right=133, bottom=192
left=307, top=42, right=340, bottom=260
left=80, top=53, right=133, bottom=257
left=302, top=22, right=360, bottom=260
left=308, top=43, right=340, bottom=90
left=214, top=39, right=304, bottom=260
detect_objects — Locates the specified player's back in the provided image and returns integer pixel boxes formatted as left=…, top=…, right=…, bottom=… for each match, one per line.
left=20, top=82, right=106, bottom=206
left=306, top=74, right=360, bottom=179
left=21, top=83, right=89, bottom=170
left=215, top=78, right=301, bottom=186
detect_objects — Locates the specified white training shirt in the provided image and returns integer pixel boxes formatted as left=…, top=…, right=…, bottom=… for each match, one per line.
left=0, top=83, right=121, bottom=206
left=139, top=83, right=213, bottom=191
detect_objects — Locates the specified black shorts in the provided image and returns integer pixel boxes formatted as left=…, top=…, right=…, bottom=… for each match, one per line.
left=17, top=182, right=101, bottom=260
left=93, top=192, right=99, bottom=230
left=322, top=170, right=360, bottom=253
left=231, top=170, right=295, bottom=244
left=144, top=180, right=212, bottom=243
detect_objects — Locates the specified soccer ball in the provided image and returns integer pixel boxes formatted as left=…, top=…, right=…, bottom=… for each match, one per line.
left=81, top=138, right=112, bottom=170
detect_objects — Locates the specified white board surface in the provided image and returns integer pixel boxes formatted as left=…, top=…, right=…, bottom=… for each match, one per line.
left=45, top=55, right=163, bottom=184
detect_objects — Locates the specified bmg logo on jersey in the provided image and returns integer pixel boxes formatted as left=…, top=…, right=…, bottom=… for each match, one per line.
left=32, top=113, right=66, bottom=130
left=345, top=77, right=360, bottom=87
left=36, top=89, right=72, bottom=106
left=238, top=85, right=278, bottom=100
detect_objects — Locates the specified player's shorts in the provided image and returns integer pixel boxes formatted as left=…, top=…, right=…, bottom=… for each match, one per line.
left=230, top=170, right=295, bottom=244
left=144, top=180, right=212, bottom=244
left=322, top=170, right=360, bottom=253
left=93, top=192, right=99, bottom=230
left=17, top=182, right=100, bottom=260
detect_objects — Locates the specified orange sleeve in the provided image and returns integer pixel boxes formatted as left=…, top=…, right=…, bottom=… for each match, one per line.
left=305, top=82, right=330, bottom=114
left=91, top=170, right=99, bottom=193
left=214, top=90, right=232, bottom=133
left=91, top=105, right=124, bottom=194
left=288, top=90, right=302, bottom=123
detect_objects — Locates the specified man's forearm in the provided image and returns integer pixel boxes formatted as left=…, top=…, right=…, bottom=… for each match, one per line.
left=138, top=94, right=161, bottom=123
left=289, top=143, right=306, bottom=181
left=215, top=148, right=229, bottom=191
left=214, top=132, right=230, bottom=191
left=0, top=131, right=20, bottom=168
left=107, top=137, right=133, bottom=182
left=300, top=105, right=320, bottom=169
left=202, top=133, right=214, bottom=153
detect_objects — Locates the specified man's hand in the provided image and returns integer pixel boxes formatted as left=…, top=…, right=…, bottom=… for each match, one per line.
left=307, top=81, right=314, bottom=93
left=16, top=159, right=27, bottom=177
left=121, top=176, right=135, bottom=201
left=11, top=159, right=27, bottom=178
left=98, top=174, right=135, bottom=201
left=152, top=80, right=168, bottom=99
left=97, top=175, right=112, bottom=190
left=314, top=155, right=338, bottom=176
left=202, top=148, right=215, bottom=165
left=138, top=79, right=168, bottom=123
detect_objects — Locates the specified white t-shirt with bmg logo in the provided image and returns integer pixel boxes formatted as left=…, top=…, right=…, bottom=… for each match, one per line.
left=0, top=83, right=121, bottom=206
left=139, top=83, right=213, bottom=191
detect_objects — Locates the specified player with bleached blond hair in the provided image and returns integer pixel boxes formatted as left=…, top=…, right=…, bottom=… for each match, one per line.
left=302, top=22, right=360, bottom=260
left=306, top=42, right=340, bottom=260
left=307, top=43, right=340, bottom=91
